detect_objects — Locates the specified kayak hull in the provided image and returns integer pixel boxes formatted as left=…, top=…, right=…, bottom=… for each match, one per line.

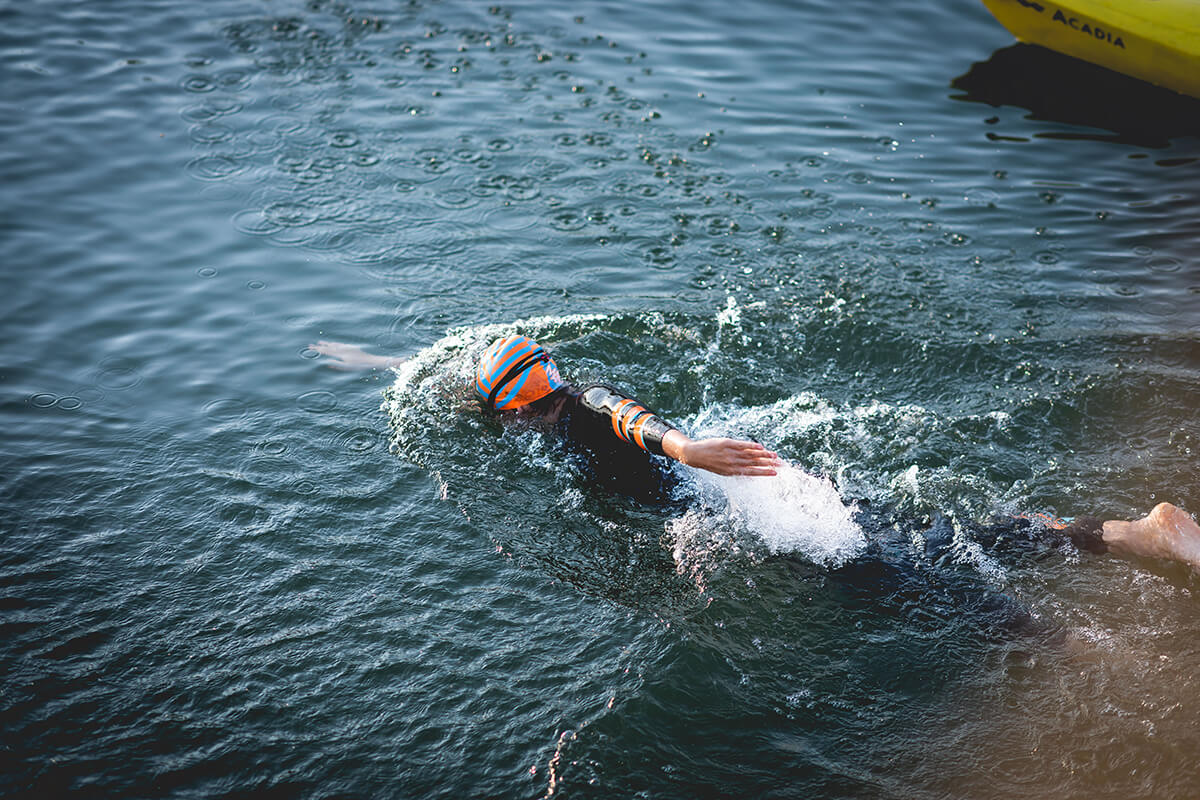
left=980, top=0, right=1200, bottom=98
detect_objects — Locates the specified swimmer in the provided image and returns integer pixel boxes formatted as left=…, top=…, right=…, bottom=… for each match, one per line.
left=309, top=336, right=1200, bottom=573
left=311, top=336, right=781, bottom=478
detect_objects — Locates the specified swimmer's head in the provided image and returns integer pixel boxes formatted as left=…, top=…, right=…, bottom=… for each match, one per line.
left=475, top=335, right=564, bottom=413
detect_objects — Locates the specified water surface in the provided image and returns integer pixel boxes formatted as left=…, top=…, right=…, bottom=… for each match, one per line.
left=2, top=0, right=1198, bottom=797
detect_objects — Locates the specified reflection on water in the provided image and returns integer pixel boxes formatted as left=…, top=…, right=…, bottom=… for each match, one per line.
left=953, top=43, right=1200, bottom=151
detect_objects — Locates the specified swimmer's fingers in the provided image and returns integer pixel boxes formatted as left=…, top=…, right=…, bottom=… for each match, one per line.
left=677, top=437, right=782, bottom=477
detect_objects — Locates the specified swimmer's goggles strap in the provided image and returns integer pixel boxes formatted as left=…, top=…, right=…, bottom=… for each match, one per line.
left=486, top=349, right=549, bottom=411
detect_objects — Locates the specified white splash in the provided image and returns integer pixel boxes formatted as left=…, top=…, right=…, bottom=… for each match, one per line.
left=690, top=462, right=865, bottom=565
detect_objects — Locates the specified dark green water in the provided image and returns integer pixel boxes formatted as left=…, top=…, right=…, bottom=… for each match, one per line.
left=3, top=0, right=1199, bottom=797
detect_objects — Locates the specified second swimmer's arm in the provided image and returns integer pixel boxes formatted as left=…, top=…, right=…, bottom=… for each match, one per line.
left=661, top=429, right=781, bottom=477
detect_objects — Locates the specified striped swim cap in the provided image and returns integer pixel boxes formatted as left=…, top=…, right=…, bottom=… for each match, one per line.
left=475, top=335, right=564, bottom=412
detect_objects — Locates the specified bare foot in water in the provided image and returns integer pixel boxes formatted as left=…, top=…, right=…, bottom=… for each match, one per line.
left=1103, top=503, right=1200, bottom=572
left=309, top=341, right=407, bottom=370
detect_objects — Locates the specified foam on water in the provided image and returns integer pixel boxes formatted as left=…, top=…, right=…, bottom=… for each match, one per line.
left=687, top=461, right=865, bottom=564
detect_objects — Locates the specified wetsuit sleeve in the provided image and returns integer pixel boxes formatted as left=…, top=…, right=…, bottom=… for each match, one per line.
left=578, top=384, right=679, bottom=457
left=1011, top=512, right=1109, bottom=554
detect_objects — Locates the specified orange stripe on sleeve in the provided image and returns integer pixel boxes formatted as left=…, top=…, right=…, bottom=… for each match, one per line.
left=611, top=399, right=634, bottom=442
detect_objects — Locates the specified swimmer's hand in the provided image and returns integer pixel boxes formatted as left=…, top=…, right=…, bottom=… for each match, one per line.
left=662, top=430, right=782, bottom=477
left=309, top=341, right=407, bottom=370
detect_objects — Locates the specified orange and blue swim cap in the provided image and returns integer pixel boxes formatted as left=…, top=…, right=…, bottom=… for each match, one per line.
left=475, top=335, right=564, bottom=412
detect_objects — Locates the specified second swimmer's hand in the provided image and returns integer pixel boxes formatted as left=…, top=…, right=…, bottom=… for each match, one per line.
left=662, top=430, right=782, bottom=477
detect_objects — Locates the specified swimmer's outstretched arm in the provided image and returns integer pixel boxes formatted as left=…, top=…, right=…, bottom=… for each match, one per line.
left=661, top=429, right=782, bottom=477
left=308, top=341, right=407, bottom=370
left=1100, top=503, right=1200, bottom=573
left=576, top=385, right=781, bottom=477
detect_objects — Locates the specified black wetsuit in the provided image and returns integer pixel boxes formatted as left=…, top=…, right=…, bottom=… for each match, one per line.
left=553, top=383, right=681, bottom=504
left=545, top=383, right=1111, bottom=639
left=548, top=383, right=1110, bottom=555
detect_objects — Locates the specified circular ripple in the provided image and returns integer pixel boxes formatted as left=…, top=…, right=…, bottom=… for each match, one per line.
left=204, top=398, right=249, bottom=420
left=180, top=74, right=217, bottom=93
left=55, top=396, right=82, bottom=410
left=291, top=478, right=319, bottom=495
left=189, top=123, right=234, bottom=144
left=1147, top=256, right=1181, bottom=273
left=329, top=130, right=360, bottom=148
left=264, top=201, right=320, bottom=227
left=506, top=181, right=540, bottom=201
left=196, top=266, right=218, bottom=278
left=217, top=68, right=251, bottom=89
left=432, top=188, right=482, bottom=209
left=481, top=205, right=538, bottom=232
left=96, top=359, right=142, bottom=390
left=247, top=280, right=266, bottom=290
left=180, top=100, right=242, bottom=123
left=237, top=456, right=286, bottom=487
left=548, top=209, right=588, bottom=231
left=297, top=390, right=337, bottom=413
left=257, top=440, right=288, bottom=455
left=232, top=208, right=285, bottom=236
left=335, top=426, right=382, bottom=453
left=260, top=115, right=306, bottom=136
left=245, top=129, right=283, bottom=153
left=30, top=393, right=57, bottom=408
left=186, top=155, right=244, bottom=181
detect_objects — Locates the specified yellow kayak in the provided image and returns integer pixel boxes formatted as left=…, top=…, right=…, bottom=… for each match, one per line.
left=980, top=0, right=1200, bottom=98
